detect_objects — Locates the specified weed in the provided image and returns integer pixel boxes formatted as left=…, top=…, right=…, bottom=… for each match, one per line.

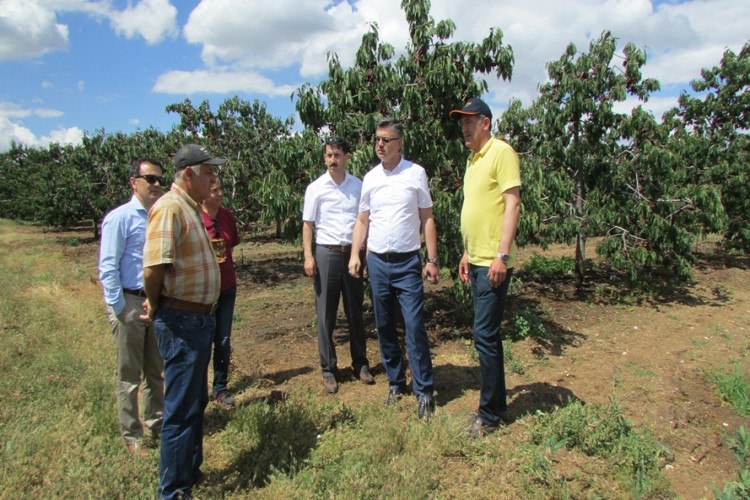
left=528, top=399, right=671, bottom=497
left=503, top=340, right=525, bottom=375
left=508, top=275, right=524, bottom=295
left=710, top=367, right=750, bottom=416
left=522, top=254, right=575, bottom=280
left=729, top=426, right=750, bottom=469
left=712, top=426, right=750, bottom=499
left=506, top=308, right=548, bottom=341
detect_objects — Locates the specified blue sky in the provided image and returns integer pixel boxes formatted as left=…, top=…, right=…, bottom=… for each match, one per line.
left=1, top=0, right=748, bottom=151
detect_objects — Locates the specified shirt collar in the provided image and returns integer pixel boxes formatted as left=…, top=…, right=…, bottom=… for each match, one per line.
left=325, top=170, right=349, bottom=186
left=470, top=136, right=495, bottom=162
left=127, top=195, right=147, bottom=212
left=171, top=183, right=199, bottom=211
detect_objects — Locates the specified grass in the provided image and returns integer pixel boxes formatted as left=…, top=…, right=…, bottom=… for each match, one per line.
left=0, top=222, right=157, bottom=498
left=713, top=426, right=750, bottom=499
left=0, top=220, right=679, bottom=498
left=521, top=254, right=575, bottom=281
left=710, top=366, right=750, bottom=416
left=528, top=399, right=672, bottom=498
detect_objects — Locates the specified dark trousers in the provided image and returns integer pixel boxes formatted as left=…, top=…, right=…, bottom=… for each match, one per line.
left=211, top=286, right=236, bottom=396
left=314, top=245, right=369, bottom=375
left=367, top=251, right=434, bottom=397
left=470, top=265, right=513, bottom=426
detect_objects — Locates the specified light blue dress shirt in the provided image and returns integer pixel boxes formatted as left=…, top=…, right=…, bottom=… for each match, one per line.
left=98, top=196, right=148, bottom=315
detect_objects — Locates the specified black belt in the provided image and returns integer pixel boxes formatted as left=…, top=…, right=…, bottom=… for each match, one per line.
left=319, top=244, right=352, bottom=253
left=123, top=288, right=146, bottom=297
left=159, top=296, right=217, bottom=315
left=371, top=250, right=419, bottom=262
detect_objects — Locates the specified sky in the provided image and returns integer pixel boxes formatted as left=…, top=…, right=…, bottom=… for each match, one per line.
left=0, top=0, right=748, bottom=152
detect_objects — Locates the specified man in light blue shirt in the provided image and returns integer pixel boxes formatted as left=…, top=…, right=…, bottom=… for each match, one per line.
left=99, top=158, right=166, bottom=456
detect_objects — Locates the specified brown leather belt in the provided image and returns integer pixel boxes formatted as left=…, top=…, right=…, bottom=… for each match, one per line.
left=319, top=244, right=352, bottom=253
left=159, top=296, right=217, bottom=315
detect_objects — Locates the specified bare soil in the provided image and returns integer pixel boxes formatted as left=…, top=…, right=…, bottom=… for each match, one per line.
left=64, top=228, right=749, bottom=497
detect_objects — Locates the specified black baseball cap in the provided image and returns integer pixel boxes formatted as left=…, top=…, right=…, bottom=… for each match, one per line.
left=173, top=144, right=226, bottom=171
left=449, top=97, right=492, bottom=120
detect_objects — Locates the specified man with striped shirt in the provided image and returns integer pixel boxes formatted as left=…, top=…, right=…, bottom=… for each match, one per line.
left=142, top=143, right=224, bottom=500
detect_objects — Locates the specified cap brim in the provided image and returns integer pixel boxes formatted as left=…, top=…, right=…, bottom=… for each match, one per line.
left=449, top=109, right=479, bottom=118
left=204, top=157, right=226, bottom=165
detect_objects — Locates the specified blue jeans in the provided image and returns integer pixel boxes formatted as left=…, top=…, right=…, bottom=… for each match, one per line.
left=367, top=251, right=433, bottom=397
left=470, top=265, right=513, bottom=426
left=212, top=286, right=236, bottom=396
left=154, top=307, right=215, bottom=500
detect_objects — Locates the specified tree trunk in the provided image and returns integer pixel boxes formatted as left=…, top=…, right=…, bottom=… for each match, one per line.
left=573, top=128, right=586, bottom=288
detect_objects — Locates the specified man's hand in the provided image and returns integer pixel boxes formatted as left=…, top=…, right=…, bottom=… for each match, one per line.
left=423, top=262, right=439, bottom=285
left=140, top=298, right=157, bottom=321
left=304, top=256, right=316, bottom=277
left=348, top=255, right=361, bottom=278
left=488, top=257, right=508, bottom=288
left=458, top=251, right=470, bottom=283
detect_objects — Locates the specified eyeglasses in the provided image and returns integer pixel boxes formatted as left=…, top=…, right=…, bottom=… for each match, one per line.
left=374, top=136, right=401, bottom=145
left=136, top=174, right=166, bottom=185
left=212, top=218, right=220, bottom=238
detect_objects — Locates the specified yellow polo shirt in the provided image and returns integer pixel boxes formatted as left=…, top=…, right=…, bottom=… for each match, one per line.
left=460, top=137, right=522, bottom=268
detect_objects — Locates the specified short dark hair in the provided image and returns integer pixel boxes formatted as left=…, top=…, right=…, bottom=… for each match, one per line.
left=376, top=117, right=403, bottom=138
left=323, top=137, right=351, bottom=155
left=130, top=158, right=163, bottom=178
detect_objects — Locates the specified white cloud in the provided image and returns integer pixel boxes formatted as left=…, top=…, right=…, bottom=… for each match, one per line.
left=0, top=101, right=32, bottom=118
left=108, top=0, right=178, bottom=45
left=161, top=0, right=748, bottom=109
left=0, top=0, right=177, bottom=62
left=0, top=0, right=69, bottom=60
left=0, top=117, right=39, bottom=150
left=34, top=108, right=65, bottom=118
left=41, top=81, right=54, bottom=89
left=153, top=69, right=298, bottom=97
left=183, top=0, right=363, bottom=75
left=0, top=100, right=74, bottom=150
left=77, top=80, right=85, bottom=92
left=0, top=117, right=83, bottom=152
left=44, top=125, right=84, bottom=146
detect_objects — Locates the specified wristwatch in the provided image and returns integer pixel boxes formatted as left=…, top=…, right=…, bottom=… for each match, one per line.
left=496, top=252, right=509, bottom=263
left=427, top=257, right=439, bottom=266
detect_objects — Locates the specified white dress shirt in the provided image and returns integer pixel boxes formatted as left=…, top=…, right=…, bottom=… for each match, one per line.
left=302, top=171, right=362, bottom=245
left=359, top=158, right=433, bottom=254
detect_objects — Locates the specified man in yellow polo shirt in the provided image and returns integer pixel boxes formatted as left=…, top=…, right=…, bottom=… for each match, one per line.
left=450, top=98, right=521, bottom=438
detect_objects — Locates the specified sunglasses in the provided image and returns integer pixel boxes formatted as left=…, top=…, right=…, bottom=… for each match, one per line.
left=374, top=136, right=400, bottom=145
left=136, top=174, right=166, bottom=185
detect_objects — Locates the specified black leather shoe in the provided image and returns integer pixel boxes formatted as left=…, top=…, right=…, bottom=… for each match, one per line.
left=466, top=417, right=499, bottom=437
left=417, top=394, right=435, bottom=420
left=323, top=375, right=338, bottom=394
left=384, top=386, right=404, bottom=406
left=358, top=366, right=375, bottom=385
